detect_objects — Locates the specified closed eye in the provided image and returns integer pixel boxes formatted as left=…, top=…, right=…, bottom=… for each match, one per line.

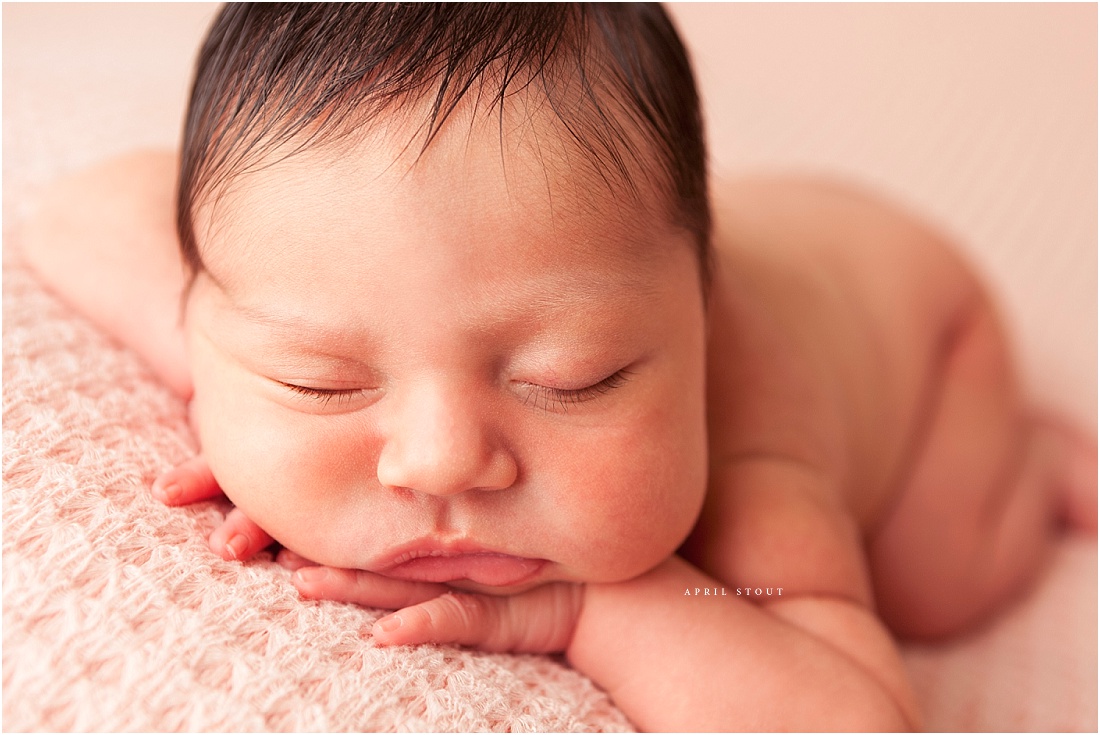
left=279, top=382, right=371, bottom=409
left=520, top=369, right=632, bottom=412
left=279, top=370, right=632, bottom=412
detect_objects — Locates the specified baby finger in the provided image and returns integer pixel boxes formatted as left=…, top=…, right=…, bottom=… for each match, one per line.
left=152, top=454, right=221, bottom=506
left=292, top=566, right=447, bottom=610
left=208, top=506, right=276, bottom=561
left=371, top=593, right=505, bottom=649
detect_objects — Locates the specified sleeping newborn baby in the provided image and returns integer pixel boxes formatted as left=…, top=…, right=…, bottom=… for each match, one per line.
left=22, top=4, right=1096, bottom=731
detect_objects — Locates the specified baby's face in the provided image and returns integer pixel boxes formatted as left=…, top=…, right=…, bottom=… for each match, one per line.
left=184, top=110, right=708, bottom=593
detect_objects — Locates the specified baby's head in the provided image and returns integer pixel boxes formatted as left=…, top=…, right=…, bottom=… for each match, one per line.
left=178, top=3, right=710, bottom=593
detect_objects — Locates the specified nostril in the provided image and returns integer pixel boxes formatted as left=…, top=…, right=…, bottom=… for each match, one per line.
left=384, top=484, right=420, bottom=501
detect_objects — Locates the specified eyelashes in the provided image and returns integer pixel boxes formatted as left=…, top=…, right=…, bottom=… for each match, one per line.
left=519, top=370, right=631, bottom=412
left=280, top=383, right=371, bottom=409
left=278, top=369, right=632, bottom=412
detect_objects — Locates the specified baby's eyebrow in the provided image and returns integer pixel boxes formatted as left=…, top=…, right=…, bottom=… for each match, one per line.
left=204, top=283, right=377, bottom=358
left=198, top=268, right=357, bottom=341
left=236, top=305, right=373, bottom=350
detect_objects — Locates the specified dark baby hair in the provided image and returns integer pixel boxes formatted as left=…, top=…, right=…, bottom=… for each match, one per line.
left=177, top=3, right=711, bottom=284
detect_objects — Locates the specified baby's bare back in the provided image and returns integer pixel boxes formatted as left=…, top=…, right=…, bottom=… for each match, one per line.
left=694, top=175, right=1087, bottom=639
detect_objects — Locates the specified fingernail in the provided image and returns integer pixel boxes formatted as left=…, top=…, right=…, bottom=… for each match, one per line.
left=375, top=614, right=403, bottom=634
left=226, top=534, right=249, bottom=560
left=154, top=482, right=181, bottom=505
left=294, top=567, right=327, bottom=584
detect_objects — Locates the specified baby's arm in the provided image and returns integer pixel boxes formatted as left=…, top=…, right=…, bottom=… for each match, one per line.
left=574, top=459, right=919, bottom=731
left=569, top=554, right=916, bottom=731
left=20, top=150, right=192, bottom=397
left=20, top=152, right=276, bottom=560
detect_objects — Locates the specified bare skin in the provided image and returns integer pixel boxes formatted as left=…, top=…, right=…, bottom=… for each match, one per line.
left=19, top=150, right=1096, bottom=731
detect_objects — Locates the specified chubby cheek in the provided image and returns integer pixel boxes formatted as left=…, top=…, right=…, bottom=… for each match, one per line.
left=544, top=403, right=708, bottom=583
left=189, top=350, right=384, bottom=566
left=564, top=319, right=709, bottom=582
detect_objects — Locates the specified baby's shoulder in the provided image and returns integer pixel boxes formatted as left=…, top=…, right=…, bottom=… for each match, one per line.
left=710, top=175, right=980, bottom=342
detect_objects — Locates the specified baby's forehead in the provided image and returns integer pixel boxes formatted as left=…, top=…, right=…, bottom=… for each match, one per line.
left=193, top=114, right=701, bottom=334
left=261, top=79, right=663, bottom=191
left=204, top=91, right=679, bottom=254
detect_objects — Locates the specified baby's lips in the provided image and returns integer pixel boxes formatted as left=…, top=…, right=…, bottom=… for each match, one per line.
left=382, top=553, right=546, bottom=587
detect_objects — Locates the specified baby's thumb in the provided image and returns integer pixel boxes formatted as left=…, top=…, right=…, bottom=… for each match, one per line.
left=372, top=592, right=509, bottom=650
left=371, top=584, right=582, bottom=653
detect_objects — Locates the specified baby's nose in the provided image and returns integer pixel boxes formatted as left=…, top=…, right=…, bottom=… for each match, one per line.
left=374, top=383, right=517, bottom=496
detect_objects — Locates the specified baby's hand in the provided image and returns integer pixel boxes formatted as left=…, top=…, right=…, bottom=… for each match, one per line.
left=283, top=551, right=584, bottom=654
left=151, top=455, right=276, bottom=561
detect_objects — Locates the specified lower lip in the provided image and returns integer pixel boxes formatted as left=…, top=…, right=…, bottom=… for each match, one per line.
left=383, top=554, right=546, bottom=587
